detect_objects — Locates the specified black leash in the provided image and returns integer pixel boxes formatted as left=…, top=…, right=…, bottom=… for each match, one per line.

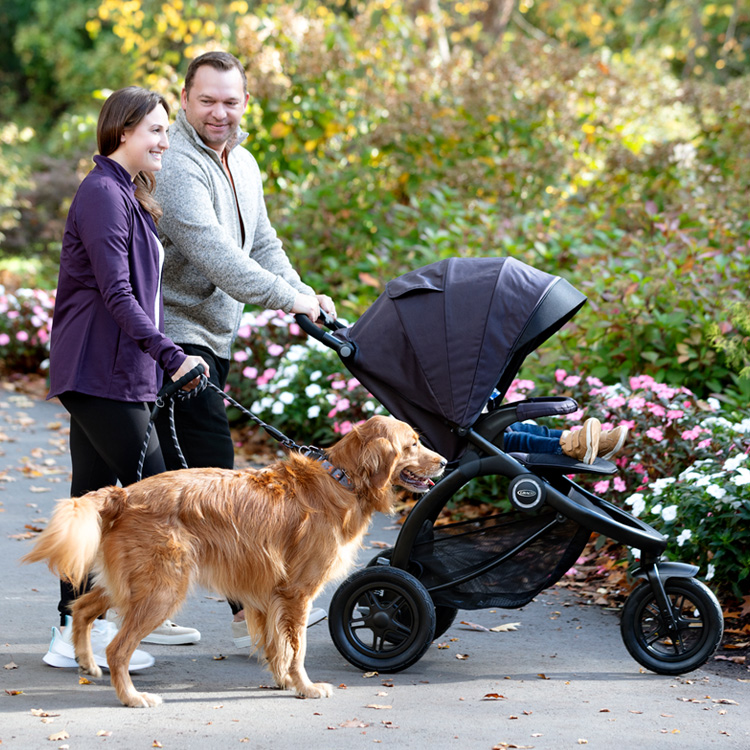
left=137, top=365, right=352, bottom=489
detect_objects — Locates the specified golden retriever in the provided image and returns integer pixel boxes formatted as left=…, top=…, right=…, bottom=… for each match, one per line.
left=23, top=415, right=446, bottom=708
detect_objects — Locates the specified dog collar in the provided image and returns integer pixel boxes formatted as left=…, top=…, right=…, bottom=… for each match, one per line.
left=298, top=446, right=353, bottom=490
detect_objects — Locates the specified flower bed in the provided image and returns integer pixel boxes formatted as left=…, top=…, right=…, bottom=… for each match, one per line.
left=0, top=286, right=54, bottom=374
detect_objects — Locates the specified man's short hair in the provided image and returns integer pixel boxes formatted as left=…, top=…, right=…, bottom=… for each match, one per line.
left=184, top=51, right=247, bottom=94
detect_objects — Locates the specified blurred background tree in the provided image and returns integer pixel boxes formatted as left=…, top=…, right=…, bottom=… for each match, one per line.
left=1, top=0, right=749, bottom=397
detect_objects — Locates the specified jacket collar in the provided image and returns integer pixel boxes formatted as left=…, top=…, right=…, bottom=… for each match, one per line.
left=93, top=155, right=136, bottom=193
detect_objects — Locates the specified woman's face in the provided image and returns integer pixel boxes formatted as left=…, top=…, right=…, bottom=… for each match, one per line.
left=110, top=104, right=169, bottom=177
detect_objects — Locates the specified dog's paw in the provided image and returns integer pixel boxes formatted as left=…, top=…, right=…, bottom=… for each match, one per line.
left=78, top=662, right=102, bottom=678
left=123, top=691, right=163, bottom=708
left=296, top=681, right=333, bottom=699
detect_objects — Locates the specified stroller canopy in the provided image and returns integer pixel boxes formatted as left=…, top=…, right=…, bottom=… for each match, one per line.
left=336, top=257, right=586, bottom=461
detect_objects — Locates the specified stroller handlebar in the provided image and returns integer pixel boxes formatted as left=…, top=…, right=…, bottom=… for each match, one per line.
left=295, top=313, right=356, bottom=360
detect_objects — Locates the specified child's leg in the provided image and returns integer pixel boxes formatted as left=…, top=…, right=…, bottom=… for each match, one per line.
left=504, top=422, right=563, bottom=453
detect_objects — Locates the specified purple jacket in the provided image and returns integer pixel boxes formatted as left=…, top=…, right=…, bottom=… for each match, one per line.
left=48, top=156, right=186, bottom=402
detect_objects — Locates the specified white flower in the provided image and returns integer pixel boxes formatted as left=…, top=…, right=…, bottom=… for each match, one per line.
left=650, top=477, right=676, bottom=497
left=676, top=529, right=692, bottom=547
left=661, top=505, right=678, bottom=522
left=680, top=470, right=702, bottom=482
left=305, top=383, right=322, bottom=398
left=626, top=493, right=646, bottom=517
left=307, top=405, right=320, bottom=419
left=260, top=396, right=274, bottom=410
left=731, top=418, right=750, bottom=434
left=706, top=397, right=721, bottom=412
left=286, top=345, right=308, bottom=363
left=705, top=563, right=715, bottom=581
left=723, top=454, right=748, bottom=472
left=279, top=391, right=295, bottom=405
left=651, top=503, right=662, bottom=516
left=271, top=401, right=285, bottom=415
left=731, top=467, right=750, bottom=487
left=705, top=484, right=726, bottom=500
left=310, top=370, right=322, bottom=381
left=364, top=400, right=376, bottom=412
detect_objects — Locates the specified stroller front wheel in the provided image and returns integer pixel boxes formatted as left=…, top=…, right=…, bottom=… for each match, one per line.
left=328, top=566, right=436, bottom=673
left=620, top=577, right=723, bottom=675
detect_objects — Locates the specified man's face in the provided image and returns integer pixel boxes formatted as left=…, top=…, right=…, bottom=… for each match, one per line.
left=181, top=65, right=249, bottom=154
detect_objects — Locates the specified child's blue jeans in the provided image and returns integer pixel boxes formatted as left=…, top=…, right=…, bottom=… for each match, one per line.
left=503, top=422, right=564, bottom=454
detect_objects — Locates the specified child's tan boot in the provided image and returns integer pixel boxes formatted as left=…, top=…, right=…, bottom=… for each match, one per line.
left=560, top=418, right=601, bottom=464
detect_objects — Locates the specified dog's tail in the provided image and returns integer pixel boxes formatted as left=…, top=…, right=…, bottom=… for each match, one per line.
left=21, top=486, right=126, bottom=587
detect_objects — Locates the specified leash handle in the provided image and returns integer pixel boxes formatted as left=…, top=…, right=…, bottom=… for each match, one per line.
left=157, top=364, right=205, bottom=401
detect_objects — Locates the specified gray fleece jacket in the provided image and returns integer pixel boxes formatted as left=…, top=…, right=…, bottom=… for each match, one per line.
left=154, top=110, right=314, bottom=358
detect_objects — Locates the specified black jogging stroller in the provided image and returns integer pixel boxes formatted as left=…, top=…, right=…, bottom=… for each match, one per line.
left=296, top=256, right=724, bottom=676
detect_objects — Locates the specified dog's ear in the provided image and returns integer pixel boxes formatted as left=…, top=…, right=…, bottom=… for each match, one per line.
left=361, top=437, right=400, bottom=491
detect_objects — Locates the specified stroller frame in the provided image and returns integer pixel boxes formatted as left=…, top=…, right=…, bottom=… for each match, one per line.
left=296, top=257, right=723, bottom=676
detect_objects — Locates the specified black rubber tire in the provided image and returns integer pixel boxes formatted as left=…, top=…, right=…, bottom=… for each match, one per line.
left=328, top=566, right=437, bottom=673
left=366, top=549, right=458, bottom=638
left=620, top=577, right=724, bottom=675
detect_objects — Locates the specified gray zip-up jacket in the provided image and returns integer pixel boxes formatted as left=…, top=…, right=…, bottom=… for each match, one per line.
left=154, top=110, right=314, bottom=358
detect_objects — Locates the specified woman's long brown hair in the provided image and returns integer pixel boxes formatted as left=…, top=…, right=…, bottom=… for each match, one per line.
left=97, top=87, right=169, bottom=224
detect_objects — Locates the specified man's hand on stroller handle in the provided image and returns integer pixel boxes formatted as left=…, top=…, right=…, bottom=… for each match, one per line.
left=291, top=292, right=336, bottom=323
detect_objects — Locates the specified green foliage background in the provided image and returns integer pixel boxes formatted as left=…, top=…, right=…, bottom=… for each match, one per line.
left=2, top=0, right=750, bottom=399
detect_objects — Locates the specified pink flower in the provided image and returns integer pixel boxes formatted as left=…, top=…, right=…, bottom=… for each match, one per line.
left=564, top=409, right=585, bottom=422
left=698, top=438, right=712, bottom=449
left=586, top=376, right=603, bottom=387
left=554, top=369, right=567, bottom=383
left=628, top=396, right=646, bottom=410
left=242, top=366, right=258, bottom=380
left=289, top=323, right=301, bottom=336
left=594, top=480, right=610, bottom=494
left=681, top=427, right=701, bottom=440
left=233, top=350, right=249, bottom=362
left=564, top=375, right=581, bottom=387
left=267, top=343, right=284, bottom=357
left=328, top=407, right=338, bottom=418
left=7, top=310, right=19, bottom=319
left=331, top=380, right=346, bottom=390
left=347, top=378, right=360, bottom=391
left=629, top=374, right=655, bottom=390
left=15, top=331, right=28, bottom=342
left=338, top=421, right=354, bottom=434
left=336, top=398, right=351, bottom=411
left=618, top=419, right=636, bottom=430
left=613, top=477, right=627, bottom=492
left=646, top=427, right=664, bottom=441
left=647, top=402, right=666, bottom=418
left=606, top=395, right=627, bottom=409
left=0, top=333, right=9, bottom=346
left=666, top=409, right=684, bottom=421
left=236, top=325, right=252, bottom=338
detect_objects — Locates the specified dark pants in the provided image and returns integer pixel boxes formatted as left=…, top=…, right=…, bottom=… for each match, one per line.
left=503, top=421, right=564, bottom=454
left=155, top=344, right=241, bottom=614
left=57, top=392, right=166, bottom=625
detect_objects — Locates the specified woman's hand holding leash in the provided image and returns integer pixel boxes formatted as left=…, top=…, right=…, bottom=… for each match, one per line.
left=172, top=355, right=210, bottom=391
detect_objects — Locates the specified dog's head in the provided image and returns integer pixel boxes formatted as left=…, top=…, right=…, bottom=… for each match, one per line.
left=330, top=416, right=446, bottom=499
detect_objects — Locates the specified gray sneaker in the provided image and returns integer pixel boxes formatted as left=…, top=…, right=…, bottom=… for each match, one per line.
left=106, top=610, right=201, bottom=645
left=231, top=607, right=327, bottom=648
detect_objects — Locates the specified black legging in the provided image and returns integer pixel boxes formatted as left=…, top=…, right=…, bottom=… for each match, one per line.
left=57, top=392, right=165, bottom=625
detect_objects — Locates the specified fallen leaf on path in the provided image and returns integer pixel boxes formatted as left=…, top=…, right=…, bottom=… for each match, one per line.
left=712, top=698, right=739, bottom=705
left=715, top=655, right=746, bottom=664
left=365, top=704, right=391, bottom=710
left=456, top=653, right=469, bottom=660
left=369, top=541, right=390, bottom=548
left=363, top=671, right=378, bottom=678
left=213, top=654, right=226, bottom=660
left=78, top=676, right=91, bottom=685
left=492, top=743, right=534, bottom=749
left=31, top=709, right=60, bottom=718
left=490, top=623, right=521, bottom=632
left=481, top=693, right=506, bottom=701
left=4, top=661, right=18, bottom=670
left=96, top=730, right=112, bottom=737
left=29, top=486, right=49, bottom=493
left=48, top=731, right=69, bottom=741
left=437, top=642, right=450, bottom=649
left=340, top=718, right=370, bottom=728
left=460, top=621, right=489, bottom=631
left=537, top=673, right=550, bottom=680
left=5, top=689, right=23, bottom=695
left=152, top=742, right=163, bottom=748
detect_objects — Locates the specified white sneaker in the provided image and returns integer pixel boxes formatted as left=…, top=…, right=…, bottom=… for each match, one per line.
left=231, top=607, right=328, bottom=648
left=105, top=610, right=200, bottom=645
left=42, top=616, right=155, bottom=672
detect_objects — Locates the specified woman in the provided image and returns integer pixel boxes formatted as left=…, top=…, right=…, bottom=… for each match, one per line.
left=43, top=87, right=210, bottom=671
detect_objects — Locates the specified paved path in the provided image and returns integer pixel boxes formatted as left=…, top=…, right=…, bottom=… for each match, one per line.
left=1, top=388, right=748, bottom=749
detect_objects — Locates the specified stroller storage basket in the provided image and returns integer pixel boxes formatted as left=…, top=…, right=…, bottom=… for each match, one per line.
left=412, top=511, right=591, bottom=610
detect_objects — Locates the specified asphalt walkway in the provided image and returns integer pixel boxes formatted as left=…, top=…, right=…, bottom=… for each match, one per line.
left=1, top=387, right=748, bottom=749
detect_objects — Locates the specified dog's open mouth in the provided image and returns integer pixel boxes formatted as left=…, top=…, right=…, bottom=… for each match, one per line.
left=399, top=468, right=438, bottom=492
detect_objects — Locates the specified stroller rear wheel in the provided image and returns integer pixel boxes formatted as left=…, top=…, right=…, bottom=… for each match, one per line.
left=328, top=567, right=436, bottom=672
left=366, top=548, right=458, bottom=639
left=620, top=577, right=723, bottom=675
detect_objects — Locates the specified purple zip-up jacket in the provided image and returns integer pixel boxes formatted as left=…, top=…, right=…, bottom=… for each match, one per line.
left=48, top=155, right=186, bottom=402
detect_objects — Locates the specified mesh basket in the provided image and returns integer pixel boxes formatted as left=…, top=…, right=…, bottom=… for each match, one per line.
left=411, top=509, right=591, bottom=610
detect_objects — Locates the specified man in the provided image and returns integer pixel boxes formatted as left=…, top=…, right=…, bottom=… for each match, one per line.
left=154, top=51, right=333, bottom=645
